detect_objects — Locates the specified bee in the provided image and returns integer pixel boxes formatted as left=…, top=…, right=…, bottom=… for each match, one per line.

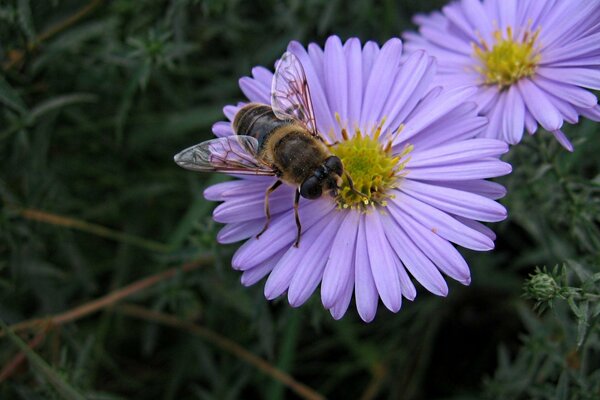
left=174, top=51, right=362, bottom=247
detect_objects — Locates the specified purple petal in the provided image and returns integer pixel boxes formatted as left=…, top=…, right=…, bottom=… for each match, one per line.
left=344, top=38, right=363, bottom=127
left=217, top=219, right=263, bottom=244
left=408, top=139, right=508, bottom=168
left=537, top=67, right=600, bottom=91
left=502, top=85, right=525, bottom=144
left=329, top=271, right=355, bottom=320
left=239, top=76, right=270, bottom=104
left=551, top=129, right=574, bottom=152
left=360, top=38, right=402, bottom=130
left=240, top=249, right=285, bottom=286
left=390, top=192, right=494, bottom=251
left=232, top=198, right=335, bottom=269
left=288, top=211, right=345, bottom=307
left=400, top=179, right=507, bottom=222
left=407, top=159, right=512, bottom=181
left=383, top=214, right=448, bottom=296
left=321, top=211, right=360, bottom=308
left=354, top=214, right=379, bottom=322
left=389, top=204, right=471, bottom=284
left=212, top=121, right=234, bottom=137
left=427, top=179, right=507, bottom=200
left=324, top=36, right=349, bottom=126
left=365, top=211, right=402, bottom=312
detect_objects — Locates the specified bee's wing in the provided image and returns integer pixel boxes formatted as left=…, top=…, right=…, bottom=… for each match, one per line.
left=271, top=51, right=320, bottom=138
left=174, top=135, right=276, bottom=176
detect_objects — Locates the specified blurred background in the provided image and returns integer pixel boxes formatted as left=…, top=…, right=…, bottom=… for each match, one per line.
left=1, top=1, right=599, bottom=399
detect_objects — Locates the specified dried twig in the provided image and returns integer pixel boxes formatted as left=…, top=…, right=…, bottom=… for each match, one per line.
left=117, top=304, right=327, bottom=400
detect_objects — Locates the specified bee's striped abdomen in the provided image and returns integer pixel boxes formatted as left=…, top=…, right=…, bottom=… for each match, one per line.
left=233, top=104, right=291, bottom=150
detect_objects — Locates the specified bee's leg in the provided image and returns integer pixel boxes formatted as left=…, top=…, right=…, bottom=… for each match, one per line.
left=293, top=189, right=302, bottom=247
left=345, top=172, right=368, bottom=200
left=256, top=180, right=283, bottom=239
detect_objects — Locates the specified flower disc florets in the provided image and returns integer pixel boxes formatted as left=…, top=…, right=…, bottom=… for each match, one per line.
left=473, top=27, right=541, bottom=89
left=331, top=122, right=412, bottom=211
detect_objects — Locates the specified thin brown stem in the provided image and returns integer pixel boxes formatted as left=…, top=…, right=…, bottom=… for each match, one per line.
left=0, top=326, right=49, bottom=382
left=4, top=0, right=104, bottom=70
left=117, top=304, right=326, bottom=400
left=0, top=258, right=211, bottom=337
left=13, top=207, right=171, bottom=253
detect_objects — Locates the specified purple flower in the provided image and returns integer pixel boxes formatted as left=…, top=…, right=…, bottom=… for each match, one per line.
left=205, top=36, right=511, bottom=322
left=404, top=0, right=600, bottom=151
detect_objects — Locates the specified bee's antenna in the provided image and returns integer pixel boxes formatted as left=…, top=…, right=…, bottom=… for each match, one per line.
left=344, top=172, right=369, bottom=202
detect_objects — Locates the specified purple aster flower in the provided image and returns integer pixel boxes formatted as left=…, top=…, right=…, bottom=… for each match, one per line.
left=404, top=0, right=600, bottom=151
left=200, top=36, right=511, bottom=322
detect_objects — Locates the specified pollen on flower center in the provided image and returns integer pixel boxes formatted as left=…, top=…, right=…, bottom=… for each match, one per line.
left=330, top=120, right=412, bottom=211
left=473, top=26, right=541, bottom=89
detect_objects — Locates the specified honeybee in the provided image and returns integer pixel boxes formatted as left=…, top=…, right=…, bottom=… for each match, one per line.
left=174, top=52, right=362, bottom=247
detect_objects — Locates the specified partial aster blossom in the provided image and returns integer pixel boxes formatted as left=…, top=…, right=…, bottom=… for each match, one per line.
left=404, top=0, right=600, bottom=151
left=206, top=36, right=511, bottom=322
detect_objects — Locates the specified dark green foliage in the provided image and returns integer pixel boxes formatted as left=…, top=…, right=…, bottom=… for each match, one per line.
left=0, top=0, right=599, bottom=399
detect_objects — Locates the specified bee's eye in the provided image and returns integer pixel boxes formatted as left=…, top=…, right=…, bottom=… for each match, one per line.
left=300, top=176, right=323, bottom=199
left=325, top=156, right=343, bottom=176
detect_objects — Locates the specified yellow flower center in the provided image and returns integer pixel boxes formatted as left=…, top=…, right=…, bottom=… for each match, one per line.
left=473, top=26, right=541, bottom=89
left=330, top=120, right=412, bottom=211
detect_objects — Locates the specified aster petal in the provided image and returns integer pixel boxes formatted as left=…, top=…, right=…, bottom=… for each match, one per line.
left=501, top=85, right=525, bottom=144
left=240, top=250, right=285, bottom=287
left=329, top=271, right=354, bottom=320
left=453, top=215, right=496, bottom=241
left=395, top=256, right=417, bottom=301
left=344, top=38, right=363, bottom=127
left=406, top=104, right=487, bottom=151
left=408, top=139, right=508, bottom=168
left=407, top=158, right=512, bottom=181
left=232, top=198, right=334, bottom=270
left=400, top=87, right=478, bottom=143
left=223, top=105, right=239, bottom=122
left=551, top=129, right=574, bottom=152
left=217, top=219, right=263, bottom=244
left=576, top=104, right=600, bottom=122
left=354, top=215, right=379, bottom=322
left=401, top=179, right=507, bottom=222
left=382, top=51, right=436, bottom=132
left=324, top=36, right=349, bottom=126
left=287, top=212, right=345, bottom=307
left=213, top=189, right=293, bottom=223
left=495, top=0, right=517, bottom=29
left=321, top=211, right=360, bottom=309
left=518, top=78, right=563, bottom=131
left=536, top=67, right=600, bottom=91
left=212, top=121, right=234, bottom=137
left=383, top=214, right=448, bottom=296
left=239, top=76, right=270, bottom=104
left=361, top=41, right=380, bottom=91
left=360, top=38, right=403, bottom=130
left=541, top=33, right=600, bottom=65
left=365, top=211, right=403, bottom=312
left=460, top=0, right=493, bottom=41
left=533, top=76, right=598, bottom=109
left=391, top=192, right=494, bottom=251
left=308, top=43, right=325, bottom=84
left=251, top=66, right=273, bottom=86
left=427, top=179, right=506, bottom=200
left=389, top=204, right=471, bottom=284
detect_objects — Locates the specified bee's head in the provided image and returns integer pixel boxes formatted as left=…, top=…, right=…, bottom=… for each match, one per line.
left=300, top=156, right=343, bottom=199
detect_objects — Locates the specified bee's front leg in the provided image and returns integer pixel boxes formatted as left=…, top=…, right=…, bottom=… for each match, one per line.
left=293, top=188, right=302, bottom=248
left=256, top=180, right=282, bottom=239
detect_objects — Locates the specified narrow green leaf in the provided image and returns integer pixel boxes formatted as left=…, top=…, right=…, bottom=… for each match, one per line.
left=0, top=74, right=28, bottom=114
left=0, top=319, right=86, bottom=400
left=30, top=93, right=97, bottom=121
left=17, top=0, right=36, bottom=41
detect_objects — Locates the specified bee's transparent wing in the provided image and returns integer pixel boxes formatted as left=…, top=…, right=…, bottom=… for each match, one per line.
left=271, top=51, right=319, bottom=138
left=174, top=135, right=276, bottom=176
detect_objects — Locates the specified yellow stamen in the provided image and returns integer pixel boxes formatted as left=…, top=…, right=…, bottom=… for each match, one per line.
left=473, top=26, right=541, bottom=89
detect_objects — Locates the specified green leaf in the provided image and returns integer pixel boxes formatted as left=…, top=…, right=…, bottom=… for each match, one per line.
left=0, top=319, right=86, bottom=400
left=0, top=74, right=28, bottom=115
left=17, top=0, right=36, bottom=41
left=29, top=93, right=97, bottom=121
